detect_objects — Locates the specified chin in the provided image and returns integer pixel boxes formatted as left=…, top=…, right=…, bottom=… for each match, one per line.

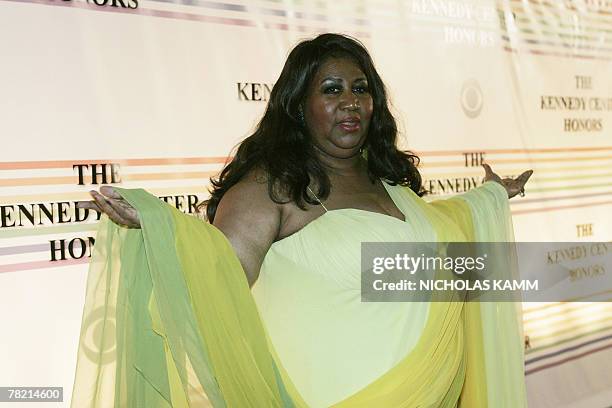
left=333, top=133, right=365, bottom=150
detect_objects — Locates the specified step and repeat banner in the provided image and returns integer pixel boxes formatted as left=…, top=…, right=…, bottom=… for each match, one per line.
left=1, top=0, right=611, bottom=406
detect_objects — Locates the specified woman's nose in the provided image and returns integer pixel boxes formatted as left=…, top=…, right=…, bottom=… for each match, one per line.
left=341, top=94, right=361, bottom=111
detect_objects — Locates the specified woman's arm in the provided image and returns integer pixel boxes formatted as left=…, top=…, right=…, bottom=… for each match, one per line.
left=212, top=170, right=282, bottom=288
left=79, top=169, right=282, bottom=288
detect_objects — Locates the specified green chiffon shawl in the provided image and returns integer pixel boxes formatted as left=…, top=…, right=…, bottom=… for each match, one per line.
left=71, top=181, right=526, bottom=407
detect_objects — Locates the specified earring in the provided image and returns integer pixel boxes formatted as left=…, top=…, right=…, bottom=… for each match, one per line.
left=297, top=105, right=306, bottom=127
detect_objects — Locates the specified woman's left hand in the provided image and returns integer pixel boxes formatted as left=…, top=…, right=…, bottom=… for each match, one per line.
left=482, top=163, right=533, bottom=199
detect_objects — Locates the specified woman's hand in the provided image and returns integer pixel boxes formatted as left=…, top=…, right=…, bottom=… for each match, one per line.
left=77, top=186, right=141, bottom=228
left=482, top=163, right=533, bottom=199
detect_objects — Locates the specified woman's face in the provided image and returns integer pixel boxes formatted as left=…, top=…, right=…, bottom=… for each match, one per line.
left=303, top=57, right=374, bottom=159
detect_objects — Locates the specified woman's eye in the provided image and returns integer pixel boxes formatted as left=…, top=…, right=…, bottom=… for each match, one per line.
left=353, top=86, right=369, bottom=94
left=323, top=86, right=340, bottom=94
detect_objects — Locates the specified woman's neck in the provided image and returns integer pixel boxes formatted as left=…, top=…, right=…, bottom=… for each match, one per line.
left=314, top=146, right=366, bottom=177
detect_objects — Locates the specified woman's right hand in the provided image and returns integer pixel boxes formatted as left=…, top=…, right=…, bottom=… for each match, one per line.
left=77, top=186, right=141, bottom=228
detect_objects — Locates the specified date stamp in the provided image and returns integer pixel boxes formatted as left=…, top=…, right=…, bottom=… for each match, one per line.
left=0, top=387, right=63, bottom=402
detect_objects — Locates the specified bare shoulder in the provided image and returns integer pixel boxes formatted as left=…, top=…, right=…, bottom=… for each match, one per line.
left=214, top=168, right=281, bottom=225
left=212, top=168, right=282, bottom=287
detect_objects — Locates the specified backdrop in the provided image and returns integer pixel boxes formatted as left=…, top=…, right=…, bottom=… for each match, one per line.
left=1, top=0, right=611, bottom=406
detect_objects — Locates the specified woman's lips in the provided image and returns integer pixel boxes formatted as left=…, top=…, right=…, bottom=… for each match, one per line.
left=337, top=120, right=361, bottom=132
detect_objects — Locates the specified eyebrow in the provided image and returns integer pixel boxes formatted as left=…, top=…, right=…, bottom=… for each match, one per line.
left=319, top=76, right=368, bottom=84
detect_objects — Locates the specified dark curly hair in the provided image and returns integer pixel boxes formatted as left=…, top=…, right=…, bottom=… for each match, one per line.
left=203, top=33, right=424, bottom=223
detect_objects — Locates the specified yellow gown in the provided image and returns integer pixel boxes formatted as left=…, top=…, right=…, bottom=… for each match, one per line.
left=71, top=180, right=526, bottom=407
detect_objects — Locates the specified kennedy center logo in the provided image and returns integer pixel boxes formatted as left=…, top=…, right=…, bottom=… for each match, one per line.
left=460, top=79, right=483, bottom=118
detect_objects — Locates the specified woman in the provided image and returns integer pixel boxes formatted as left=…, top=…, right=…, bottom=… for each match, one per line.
left=74, top=34, right=532, bottom=407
